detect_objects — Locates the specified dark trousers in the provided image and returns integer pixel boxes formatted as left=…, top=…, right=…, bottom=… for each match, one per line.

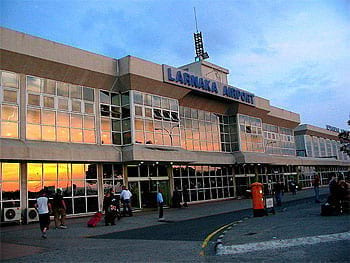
left=158, top=202, right=164, bottom=218
left=275, top=192, right=282, bottom=206
left=122, top=199, right=132, bottom=216
left=39, top=213, right=50, bottom=231
left=105, top=212, right=116, bottom=225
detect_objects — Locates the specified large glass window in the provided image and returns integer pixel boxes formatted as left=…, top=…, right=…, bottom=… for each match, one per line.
left=133, top=91, right=180, bottom=147
left=25, top=75, right=96, bottom=144
left=27, top=163, right=98, bottom=215
left=100, top=90, right=130, bottom=145
left=262, top=123, right=295, bottom=156
left=180, top=106, right=220, bottom=151
left=0, top=162, right=21, bottom=209
left=218, top=115, right=238, bottom=152
left=0, top=71, right=19, bottom=139
left=173, top=165, right=234, bottom=203
left=102, top=164, right=124, bottom=194
left=238, top=114, right=264, bottom=153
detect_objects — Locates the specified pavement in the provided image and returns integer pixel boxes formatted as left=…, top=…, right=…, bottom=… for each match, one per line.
left=0, top=187, right=337, bottom=262
left=215, top=188, right=350, bottom=261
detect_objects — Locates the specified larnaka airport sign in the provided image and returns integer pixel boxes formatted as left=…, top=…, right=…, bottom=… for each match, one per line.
left=162, top=65, right=255, bottom=106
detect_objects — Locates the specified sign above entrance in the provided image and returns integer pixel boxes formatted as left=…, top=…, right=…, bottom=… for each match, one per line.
left=162, top=65, right=255, bottom=106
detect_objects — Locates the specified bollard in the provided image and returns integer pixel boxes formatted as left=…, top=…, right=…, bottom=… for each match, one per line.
left=251, top=182, right=265, bottom=217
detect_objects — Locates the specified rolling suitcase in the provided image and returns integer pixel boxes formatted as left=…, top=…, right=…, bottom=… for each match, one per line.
left=87, top=212, right=103, bottom=227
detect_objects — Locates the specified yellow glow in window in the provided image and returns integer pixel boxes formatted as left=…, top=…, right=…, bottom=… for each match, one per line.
left=1, top=163, right=20, bottom=181
left=28, top=163, right=42, bottom=181
left=43, top=163, right=57, bottom=181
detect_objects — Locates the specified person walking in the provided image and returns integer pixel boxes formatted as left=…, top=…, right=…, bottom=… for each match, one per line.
left=120, top=185, right=133, bottom=217
left=35, top=189, right=52, bottom=239
left=182, top=187, right=189, bottom=207
left=329, top=175, right=337, bottom=196
left=52, top=188, right=67, bottom=229
left=313, top=175, right=321, bottom=203
left=172, top=187, right=181, bottom=208
left=289, top=180, right=297, bottom=195
left=157, top=188, right=165, bottom=221
left=274, top=182, right=283, bottom=206
left=103, top=190, right=116, bottom=226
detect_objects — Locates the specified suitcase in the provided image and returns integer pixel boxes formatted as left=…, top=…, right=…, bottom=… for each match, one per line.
left=87, top=212, right=103, bottom=227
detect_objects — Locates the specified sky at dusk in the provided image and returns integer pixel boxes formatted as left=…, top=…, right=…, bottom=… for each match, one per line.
left=1, top=0, right=349, bottom=130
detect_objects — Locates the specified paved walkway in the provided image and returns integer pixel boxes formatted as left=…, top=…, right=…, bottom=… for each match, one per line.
left=1, top=187, right=328, bottom=261
left=216, top=187, right=350, bottom=258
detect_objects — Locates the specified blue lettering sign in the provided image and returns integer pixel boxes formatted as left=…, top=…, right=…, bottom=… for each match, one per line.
left=190, top=75, right=199, bottom=88
left=167, top=68, right=175, bottom=81
left=164, top=66, right=254, bottom=105
left=176, top=71, right=183, bottom=84
left=183, top=73, right=191, bottom=86
left=204, top=80, right=211, bottom=91
left=211, top=82, right=218, bottom=93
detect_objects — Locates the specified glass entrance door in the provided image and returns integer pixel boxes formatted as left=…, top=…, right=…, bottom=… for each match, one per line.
left=140, top=180, right=157, bottom=208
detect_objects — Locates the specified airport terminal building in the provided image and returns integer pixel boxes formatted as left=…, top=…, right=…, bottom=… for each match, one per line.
left=1, top=27, right=349, bottom=222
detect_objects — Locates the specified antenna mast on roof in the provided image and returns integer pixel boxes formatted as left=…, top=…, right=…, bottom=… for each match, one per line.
left=193, top=7, right=209, bottom=62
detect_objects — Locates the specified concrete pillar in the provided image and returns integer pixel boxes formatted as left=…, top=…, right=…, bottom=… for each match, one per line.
left=95, top=90, right=101, bottom=145
left=168, top=164, right=174, bottom=206
left=97, top=163, right=104, bottom=211
left=20, top=162, right=27, bottom=223
left=232, top=165, right=237, bottom=198
left=123, top=164, right=128, bottom=186
left=19, top=74, right=27, bottom=223
left=254, top=165, right=259, bottom=182
left=19, top=74, right=26, bottom=140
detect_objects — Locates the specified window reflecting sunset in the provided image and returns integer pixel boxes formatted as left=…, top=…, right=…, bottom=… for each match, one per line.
left=42, top=110, right=56, bottom=125
left=26, top=162, right=98, bottom=214
left=26, top=76, right=96, bottom=144
left=2, top=71, right=18, bottom=88
left=42, top=125, right=56, bottom=141
left=1, top=162, right=20, bottom=205
left=43, top=163, right=57, bottom=181
left=2, top=163, right=19, bottom=181
left=28, top=163, right=42, bottom=180
left=26, top=124, right=41, bottom=140
left=1, top=105, right=18, bottom=121
left=27, top=108, right=41, bottom=124
left=1, top=122, right=18, bottom=138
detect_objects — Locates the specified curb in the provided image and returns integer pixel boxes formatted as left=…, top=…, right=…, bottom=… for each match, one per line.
left=215, top=216, right=252, bottom=255
left=214, top=195, right=329, bottom=255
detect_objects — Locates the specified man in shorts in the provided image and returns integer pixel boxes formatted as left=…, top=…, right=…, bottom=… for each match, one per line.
left=52, top=188, right=67, bottom=229
left=35, top=189, right=52, bottom=239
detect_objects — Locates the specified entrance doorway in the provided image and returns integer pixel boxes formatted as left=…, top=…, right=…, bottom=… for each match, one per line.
left=128, top=180, right=169, bottom=209
left=127, top=164, right=170, bottom=209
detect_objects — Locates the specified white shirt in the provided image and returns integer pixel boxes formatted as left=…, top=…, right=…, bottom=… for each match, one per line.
left=36, top=196, right=49, bottom=214
left=120, top=189, right=132, bottom=200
